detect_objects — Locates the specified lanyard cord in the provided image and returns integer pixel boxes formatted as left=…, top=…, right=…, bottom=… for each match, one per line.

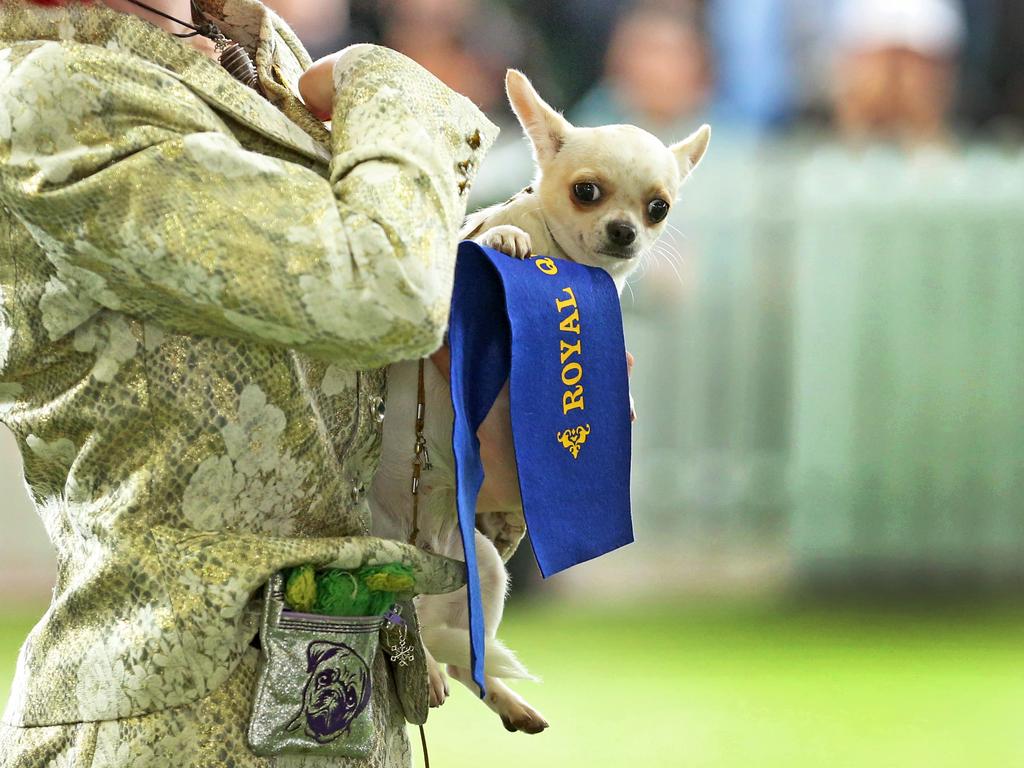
left=119, top=0, right=221, bottom=40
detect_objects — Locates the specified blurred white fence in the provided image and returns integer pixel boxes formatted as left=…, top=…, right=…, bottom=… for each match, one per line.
left=626, top=142, right=1024, bottom=587
left=790, top=147, right=1024, bottom=583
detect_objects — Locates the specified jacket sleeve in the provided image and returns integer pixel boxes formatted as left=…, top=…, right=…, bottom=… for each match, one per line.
left=0, top=41, right=498, bottom=368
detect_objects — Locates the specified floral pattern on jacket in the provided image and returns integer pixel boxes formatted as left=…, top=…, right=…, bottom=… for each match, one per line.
left=0, top=0, right=497, bottom=746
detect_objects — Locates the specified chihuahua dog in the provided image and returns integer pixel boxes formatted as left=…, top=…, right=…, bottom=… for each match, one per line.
left=368, top=69, right=710, bottom=734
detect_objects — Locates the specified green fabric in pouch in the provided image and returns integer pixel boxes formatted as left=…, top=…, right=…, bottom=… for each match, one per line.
left=248, top=574, right=383, bottom=758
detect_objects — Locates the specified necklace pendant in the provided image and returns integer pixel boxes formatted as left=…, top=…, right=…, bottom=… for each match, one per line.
left=219, top=41, right=260, bottom=91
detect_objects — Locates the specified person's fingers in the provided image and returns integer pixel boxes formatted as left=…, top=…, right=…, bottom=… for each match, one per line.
left=625, top=350, right=635, bottom=377
left=297, top=52, right=342, bottom=120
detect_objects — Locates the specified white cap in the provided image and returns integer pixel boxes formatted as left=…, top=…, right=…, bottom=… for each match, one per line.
left=836, top=0, right=966, bottom=56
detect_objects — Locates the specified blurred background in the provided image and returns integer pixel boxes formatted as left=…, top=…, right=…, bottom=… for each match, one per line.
left=2, top=0, right=1024, bottom=765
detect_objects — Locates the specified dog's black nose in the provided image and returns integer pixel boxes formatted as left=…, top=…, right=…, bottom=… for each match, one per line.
left=606, top=221, right=637, bottom=247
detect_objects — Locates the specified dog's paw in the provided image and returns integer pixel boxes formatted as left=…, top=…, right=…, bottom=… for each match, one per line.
left=478, top=225, right=532, bottom=259
left=478, top=510, right=527, bottom=560
left=493, top=688, right=549, bottom=735
left=447, top=665, right=548, bottom=733
left=427, top=652, right=449, bottom=708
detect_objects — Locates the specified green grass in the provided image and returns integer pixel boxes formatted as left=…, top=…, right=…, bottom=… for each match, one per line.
left=3, top=599, right=1023, bottom=767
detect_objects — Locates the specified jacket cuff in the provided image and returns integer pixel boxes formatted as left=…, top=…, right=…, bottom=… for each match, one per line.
left=329, top=44, right=499, bottom=214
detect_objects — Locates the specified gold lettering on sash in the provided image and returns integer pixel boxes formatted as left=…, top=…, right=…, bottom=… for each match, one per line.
left=559, top=339, right=581, bottom=365
left=558, top=310, right=580, bottom=334
left=554, top=282, right=585, bottom=417
left=561, top=362, right=583, bottom=386
left=535, top=257, right=558, bottom=275
left=562, top=385, right=585, bottom=413
left=555, top=287, right=578, bottom=313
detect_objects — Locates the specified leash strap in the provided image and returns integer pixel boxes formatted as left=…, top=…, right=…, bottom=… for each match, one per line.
left=419, top=723, right=430, bottom=768
left=409, top=359, right=431, bottom=548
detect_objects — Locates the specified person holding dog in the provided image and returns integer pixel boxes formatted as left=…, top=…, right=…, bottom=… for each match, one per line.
left=0, top=0, right=497, bottom=764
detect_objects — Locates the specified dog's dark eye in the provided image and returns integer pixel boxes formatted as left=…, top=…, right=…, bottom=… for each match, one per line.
left=573, top=182, right=601, bottom=203
left=647, top=198, right=670, bottom=223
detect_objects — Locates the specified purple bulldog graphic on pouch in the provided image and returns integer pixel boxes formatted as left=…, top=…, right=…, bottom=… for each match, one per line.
left=287, top=641, right=372, bottom=743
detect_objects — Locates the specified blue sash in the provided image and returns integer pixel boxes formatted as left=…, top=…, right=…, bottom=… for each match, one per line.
left=447, top=241, right=634, bottom=695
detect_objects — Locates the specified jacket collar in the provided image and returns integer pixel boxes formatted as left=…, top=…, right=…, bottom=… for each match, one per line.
left=0, top=0, right=330, bottom=166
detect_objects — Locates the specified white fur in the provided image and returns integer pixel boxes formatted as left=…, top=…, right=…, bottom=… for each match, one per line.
left=369, top=70, right=710, bottom=733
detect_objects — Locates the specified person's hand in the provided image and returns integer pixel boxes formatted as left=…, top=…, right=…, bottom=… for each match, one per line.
left=626, top=350, right=636, bottom=422
left=298, top=52, right=340, bottom=121
left=298, top=45, right=376, bottom=121
left=429, top=345, right=451, bottom=385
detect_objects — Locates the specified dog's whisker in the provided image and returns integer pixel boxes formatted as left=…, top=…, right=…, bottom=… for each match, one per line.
left=659, top=228, right=686, bottom=257
left=653, top=241, right=685, bottom=272
left=635, top=248, right=660, bottom=283
left=648, top=242, right=685, bottom=288
left=658, top=227, right=680, bottom=248
left=626, top=254, right=651, bottom=287
left=653, top=238, right=681, bottom=259
left=650, top=242, right=678, bottom=265
left=635, top=252, right=653, bottom=282
left=663, top=250, right=686, bottom=273
left=665, top=222, right=691, bottom=244
left=661, top=256, right=684, bottom=288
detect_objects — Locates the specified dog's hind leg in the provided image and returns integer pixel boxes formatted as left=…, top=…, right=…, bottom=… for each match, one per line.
left=447, top=663, right=549, bottom=734
left=476, top=530, right=509, bottom=636
left=445, top=532, right=548, bottom=733
left=418, top=532, right=535, bottom=679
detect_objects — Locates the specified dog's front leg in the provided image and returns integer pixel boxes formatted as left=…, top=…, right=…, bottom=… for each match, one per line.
left=424, top=643, right=449, bottom=708
left=414, top=593, right=452, bottom=707
left=477, top=224, right=533, bottom=259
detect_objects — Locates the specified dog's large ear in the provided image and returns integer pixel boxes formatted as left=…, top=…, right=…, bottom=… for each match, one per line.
left=506, top=69, right=572, bottom=164
left=670, top=124, right=711, bottom=180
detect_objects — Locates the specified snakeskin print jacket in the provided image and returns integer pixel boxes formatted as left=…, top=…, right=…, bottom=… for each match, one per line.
left=0, top=0, right=497, bottom=728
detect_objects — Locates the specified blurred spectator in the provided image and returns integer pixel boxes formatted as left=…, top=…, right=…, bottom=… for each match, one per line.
left=958, top=0, right=1024, bottom=138
left=372, top=0, right=555, bottom=118
left=508, top=0, right=623, bottom=104
left=785, top=0, right=843, bottom=126
left=358, top=0, right=558, bottom=207
left=709, top=0, right=794, bottom=131
left=831, top=0, right=965, bottom=148
left=264, top=0, right=352, bottom=60
left=572, top=0, right=712, bottom=136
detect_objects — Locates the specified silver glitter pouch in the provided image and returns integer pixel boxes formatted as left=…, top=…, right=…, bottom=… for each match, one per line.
left=248, top=574, right=384, bottom=758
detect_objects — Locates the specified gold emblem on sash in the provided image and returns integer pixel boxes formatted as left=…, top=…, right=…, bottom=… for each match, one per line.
left=557, top=425, right=592, bottom=459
